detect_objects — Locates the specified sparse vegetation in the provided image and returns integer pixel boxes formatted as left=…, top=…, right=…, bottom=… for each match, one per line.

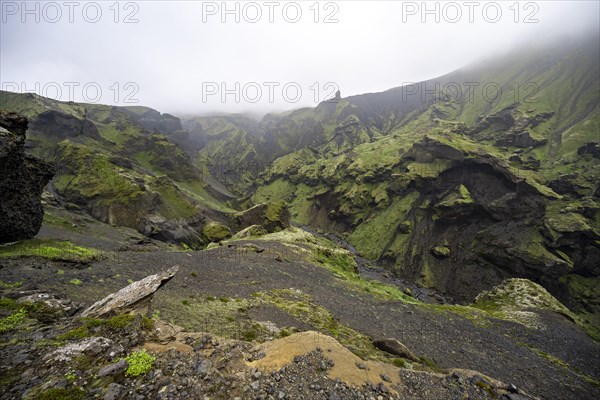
left=35, top=387, right=85, bottom=400
left=0, top=239, right=99, bottom=262
left=0, top=308, right=27, bottom=333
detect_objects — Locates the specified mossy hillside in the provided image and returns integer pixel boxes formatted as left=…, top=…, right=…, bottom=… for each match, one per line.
left=196, top=128, right=263, bottom=190
left=175, top=180, right=235, bottom=213
left=53, top=140, right=145, bottom=207
left=126, top=134, right=199, bottom=181
left=53, top=140, right=203, bottom=225
left=150, top=176, right=198, bottom=220
left=42, top=210, right=80, bottom=232
left=2, top=91, right=231, bottom=234
left=0, top=91, right=86, bottom=120
left=348, top=192, right=419, bottom=260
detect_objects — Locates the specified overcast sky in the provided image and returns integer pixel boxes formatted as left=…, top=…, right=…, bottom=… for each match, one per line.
left=1, top=1, right=598, bottom=116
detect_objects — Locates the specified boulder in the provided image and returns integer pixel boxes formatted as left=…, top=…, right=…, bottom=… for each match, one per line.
left=373, top=338, right=419, bottom=362
left=80, top=265, right=179, bottom=317
left=0, top=111, right=54, bottom=243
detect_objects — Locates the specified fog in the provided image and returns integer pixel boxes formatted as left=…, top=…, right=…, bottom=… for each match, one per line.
left=1, top=1, right=598, bottom=116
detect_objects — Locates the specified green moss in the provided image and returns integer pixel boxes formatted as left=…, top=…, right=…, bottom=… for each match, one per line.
left=0, top=298, right=18, bottom=311
left=431, top=246, right=451, bottom=257
left=151, top=177, right=198, bottom=219
left=468, top=278, right=582, bottom=332
left=43, top=212, right=78, bottom=231
left=265, top=201, right=286, bottom=224
left=475, top=380, right=496, bottom=397
left=437, top=185, right=473, bottom=208
left=392, top=358, right=407, bottom=368
left=35, top=387, right=85, bottom=400
left=253, top=178, right=295, bottom=204
left=348, top=192, right=420, bottom=259
left=56, top=326, right=91, bottom=341
left=0, top=239, right=100, bottom=262
left=65, top=314, right=148, bottom=338
left=0, top=308, right=27, bottom=333
left=54, top=141, right=145, bottom=207
left=69, top=279, right=82, bottom=285
left=559, top=275, right=600, bottom=341
left=103, top=314, right=137, bottom=330
left=176, top=180, right=235, bottom=213
left=0, top=280, right=22, bottom=289
left=124, top=349, right=155, bottom=377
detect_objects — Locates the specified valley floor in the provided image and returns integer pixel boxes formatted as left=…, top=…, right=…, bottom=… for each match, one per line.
left=1, top=210, right=599, bottom=400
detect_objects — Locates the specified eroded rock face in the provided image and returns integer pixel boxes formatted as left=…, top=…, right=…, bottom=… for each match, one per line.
left=236, top=202, right=290, bottom=233
left=0, top=111, right=54, bottom=243
left=30, top=109, right=100, bottom=140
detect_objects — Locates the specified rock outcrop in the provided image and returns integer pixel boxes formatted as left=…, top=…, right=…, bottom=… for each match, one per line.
left=80, top=265, right=179, bottom=317
left=235, top=202, right=290, bottom=233
left=0, top=111, right=54, bottom=243
left=373, top=338, right=420, bottom=362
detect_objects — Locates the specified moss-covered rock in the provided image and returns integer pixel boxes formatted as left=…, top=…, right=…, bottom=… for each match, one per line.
left=473, top=278, right=575, bottom=328
left=203, top=222, right=231, bottom=243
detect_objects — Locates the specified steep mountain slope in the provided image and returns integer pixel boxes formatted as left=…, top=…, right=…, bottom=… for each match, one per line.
left=0, top=92, right=237, bottom=246
left=178, top=36, right=599, bottom=324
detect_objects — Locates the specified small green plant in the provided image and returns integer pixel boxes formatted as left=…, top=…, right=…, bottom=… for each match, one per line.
left=191, top=272, right=198, bottom=277
left=69, top=279, right=82, bottom=285
left=127, top=279, right=134, bottom=284
left=0, top=308, right=27, bottom=333
left=279, top=328, right=291, bottom=338
left=57, top=269, right=65, bottom=275
left=65, top=370, right=77, bottom=382
left=124, top=350, right=155, bottom=377
left=181, top=299, right=190, bottom=306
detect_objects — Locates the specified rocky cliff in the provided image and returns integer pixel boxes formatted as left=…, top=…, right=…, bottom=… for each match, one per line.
left=0, top=111, right=54, bottom=243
